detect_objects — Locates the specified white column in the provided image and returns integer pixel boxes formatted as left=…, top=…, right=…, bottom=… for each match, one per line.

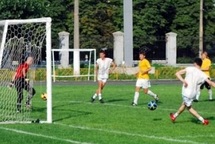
left=113, top=31, right=124, bottom=66
left=58, top=31, right=70, bottom=68
left=166, top=32, right=177, bottom=66
left=74, top=0, right=80, bottom=75
left=123, top=0, right=133, bottom=67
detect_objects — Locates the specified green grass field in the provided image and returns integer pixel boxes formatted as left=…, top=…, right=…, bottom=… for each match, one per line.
left=0, top=81, right=215, bottom=144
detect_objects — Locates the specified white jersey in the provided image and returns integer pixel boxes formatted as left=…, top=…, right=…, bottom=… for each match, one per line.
left=182, top=67, right=208, bottom=99
left=97, top=58, right=113, bottom=79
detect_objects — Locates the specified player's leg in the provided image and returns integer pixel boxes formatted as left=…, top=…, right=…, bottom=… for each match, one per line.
left=187, top=107, right=209, bottom=125
left=142, top=80, right=159, bottom=102
left=132, top=79, right=141, bottom=106
left=194, top=83, right=204, bottom=102
left=14, top=79, right=24, bottom=112
left=205, top=80, right=213, bottom=101
left=98, top=80, right=106, bottom=103
left=24, top=81, right=36, bottom=107
left=170, top=102, right=186, bottom=122
left=170, top=96, right=188, bottom=122
left=91, top=79, right=106, bottom=103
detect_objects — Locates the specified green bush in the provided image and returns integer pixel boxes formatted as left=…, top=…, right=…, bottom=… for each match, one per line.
left=2, top=66, right=215, bottom=81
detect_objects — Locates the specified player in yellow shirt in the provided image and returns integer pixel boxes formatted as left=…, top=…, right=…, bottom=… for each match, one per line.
left=132, top=51, right=159, bottom=106
left=194, top=51, right=213, bottom=102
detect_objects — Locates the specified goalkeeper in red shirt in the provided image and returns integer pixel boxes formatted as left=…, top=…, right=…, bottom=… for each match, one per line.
left=9, top=56, right=36, bottom=112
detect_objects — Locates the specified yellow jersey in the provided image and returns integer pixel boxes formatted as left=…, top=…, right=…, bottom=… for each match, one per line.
left=137, top=59, right=151, bottom=79
left=201, top=58, right=211, bottom=77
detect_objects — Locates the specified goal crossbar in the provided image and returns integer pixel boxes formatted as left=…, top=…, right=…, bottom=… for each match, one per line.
left=0, top=17, right=52, bottom=25
left=51, top=48, right=96, bottom=82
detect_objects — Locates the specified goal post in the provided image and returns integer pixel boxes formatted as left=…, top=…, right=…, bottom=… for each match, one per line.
left=51, top=48, right=96, bottom=82
left=0, top=17, right=52, bottom=123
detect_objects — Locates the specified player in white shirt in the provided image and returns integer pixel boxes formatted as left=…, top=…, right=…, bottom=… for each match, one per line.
left=91, top=49, right=116, bottom=103
left=170, top=58, right=215, bottom=125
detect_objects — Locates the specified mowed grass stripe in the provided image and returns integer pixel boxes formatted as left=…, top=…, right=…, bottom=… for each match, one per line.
left=68, top=100, right=215, bottom=115
left=0, top=126, right=95, bottom=144
left=55, top=123, right=204, bottom=144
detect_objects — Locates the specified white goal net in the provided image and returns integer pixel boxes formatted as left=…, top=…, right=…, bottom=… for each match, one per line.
left=51, top=49, right=96, bottom=82
left=0, top=18, right=52, bottom=123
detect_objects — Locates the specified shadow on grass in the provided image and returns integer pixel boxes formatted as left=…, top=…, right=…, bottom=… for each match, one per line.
left=53, top=110, right=92, bottom=122
left=33, top=102, right=93, bottom=122
left=106, top=98, right=128, bottom=103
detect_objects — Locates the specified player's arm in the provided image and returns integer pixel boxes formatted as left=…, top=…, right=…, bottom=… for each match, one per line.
left=205, top=79, right=215, bottom=88
left=22, top=67, right=29, bottom=82
left=140, top=67, right=151, bottom=75
left=8, top=72, right=16, bottom=88
left=11, top=72, right=16, bottom=82
left=95, top=63, right=99, bottom=76
left=201, top=65, right=211, bottom=71
left=175, top=69, right=188, bottom=87
left=140, top=61, right=151, bottom=75
left=109, top=61, right=116, bottom=73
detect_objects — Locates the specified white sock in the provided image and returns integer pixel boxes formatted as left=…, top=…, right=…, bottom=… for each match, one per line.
left=195, top=91, right=200, bottom=100
left=147, top=90, right=157, bottom=98
left=208, top=89, right=212, bottom=100
left=133, top=92, right=139, bottom=104
left=92, top=93, right=97, bottom=99
left=198, top=116, right=204, bottom=123
left=173, top=113, right=178, bottom=118
left=98, top=94, right=102, bottom=100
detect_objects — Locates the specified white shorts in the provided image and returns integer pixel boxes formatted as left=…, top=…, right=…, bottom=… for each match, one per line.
left=182, top=96, right=193, bottom=107
left=97, top=76, right=107, bottom=83
left=136, top=79, right=151, bottom=89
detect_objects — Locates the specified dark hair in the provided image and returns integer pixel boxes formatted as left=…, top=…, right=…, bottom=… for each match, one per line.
left=194, top=58, right=202, bottom=67
left=139, top=51, right=146, bottom=56
left=99, top=48, right=107, bottom=56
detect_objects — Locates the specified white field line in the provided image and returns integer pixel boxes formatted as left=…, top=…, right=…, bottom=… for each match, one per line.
left=68, top=100, right=215, bottom=115
left=178, top=135, right=215, bottom=138
left=55, top=123, right=205, bottom=144
left=0, top=126, right=94, bottom=144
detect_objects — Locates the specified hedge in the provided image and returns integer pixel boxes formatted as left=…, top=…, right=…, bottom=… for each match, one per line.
left=1, top=67, right=215, bottom=81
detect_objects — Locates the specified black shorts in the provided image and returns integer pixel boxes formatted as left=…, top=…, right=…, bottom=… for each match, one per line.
left=200, top=78, right=211, bottom=90
left=14, top=78, right=29, bottom=89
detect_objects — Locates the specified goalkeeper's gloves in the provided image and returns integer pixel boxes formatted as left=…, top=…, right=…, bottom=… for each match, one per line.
left=25, top=78, right=30, bottom=83
left=8, top=81, right=14, bottom=89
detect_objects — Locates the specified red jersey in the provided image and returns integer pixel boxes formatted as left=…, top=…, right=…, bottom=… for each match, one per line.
left=15, top=63, right=29, bottom=79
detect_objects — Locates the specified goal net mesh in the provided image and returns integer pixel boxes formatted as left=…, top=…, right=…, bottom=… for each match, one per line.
left=52, top=49, right=96, bottom=82
left=0, top=20, right=48, bottom=123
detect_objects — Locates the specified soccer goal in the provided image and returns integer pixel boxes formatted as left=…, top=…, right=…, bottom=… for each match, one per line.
left=51, top=48, right=96, bottom=82
left=0, top=17, right=52, bottom=124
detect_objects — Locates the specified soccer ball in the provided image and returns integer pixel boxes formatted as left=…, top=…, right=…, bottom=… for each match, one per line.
left=147, top=101, right=157, bottom=110
left=41, top=93, right=47, bottom=101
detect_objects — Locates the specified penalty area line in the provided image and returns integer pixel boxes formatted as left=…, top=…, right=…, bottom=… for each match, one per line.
left=56, top=123, right=204, bottom=144
left=0, top=126, right=94, bottom=144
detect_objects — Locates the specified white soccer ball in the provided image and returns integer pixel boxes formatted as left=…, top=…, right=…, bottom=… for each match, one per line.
left=41, top=93, right=47, bottom=101
left=147, top=101, right=157, bottom=110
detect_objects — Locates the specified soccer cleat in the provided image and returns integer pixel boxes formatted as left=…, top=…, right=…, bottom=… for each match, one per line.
left=193, top=99, right=199, bottom=102
left=203, top=119, right=209, bottom=125
left=91, top=97, right=95, bottom=103
left=209, top=99, right=213, bottom=102
left=131, top=102, right=137, bottom=106
left=155, top=95, right=159, bottom=103
left=26, top=104, right=31, bottom=109
left=99, top=99, right=104, bottom=103
left=169, top=113, right=176, bottom=122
